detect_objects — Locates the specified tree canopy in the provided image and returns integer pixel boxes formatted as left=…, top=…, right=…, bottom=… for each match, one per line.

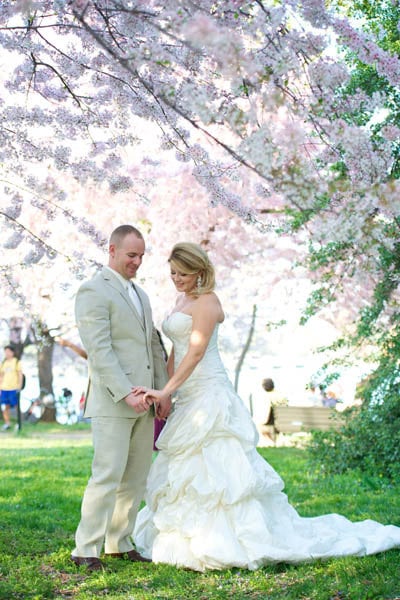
left=1, top=1, right=399, bottom=390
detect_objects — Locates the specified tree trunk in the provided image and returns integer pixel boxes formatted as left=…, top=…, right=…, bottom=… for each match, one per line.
left=234, top=304, right=257, bottom=392
left=4, top=316, right=57, bottom=422
left=37, top=329, right=56, bottom=422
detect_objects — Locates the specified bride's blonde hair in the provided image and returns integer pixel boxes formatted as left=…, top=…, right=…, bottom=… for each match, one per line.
left=168, top=242, right=215, bottom=296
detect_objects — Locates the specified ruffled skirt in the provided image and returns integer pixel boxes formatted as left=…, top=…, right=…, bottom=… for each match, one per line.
left=134, top=376, right=400, bottom=571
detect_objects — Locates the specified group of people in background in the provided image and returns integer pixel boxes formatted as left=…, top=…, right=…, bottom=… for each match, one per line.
left=260, top=378, right=341, bottom=411
left=304, top=383, right=340, bottom=408
left=255, top=377, right=342, bottom=444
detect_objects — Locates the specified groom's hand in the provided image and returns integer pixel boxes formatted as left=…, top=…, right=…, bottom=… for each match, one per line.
left=124, top=391, right=153, bottom=413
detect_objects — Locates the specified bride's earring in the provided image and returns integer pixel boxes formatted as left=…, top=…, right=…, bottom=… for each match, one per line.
left=196, top=275, right=202, bottom=292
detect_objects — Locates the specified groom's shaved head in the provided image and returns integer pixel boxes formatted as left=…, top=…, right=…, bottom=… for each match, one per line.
left=110, top=225, right=143, bottom=247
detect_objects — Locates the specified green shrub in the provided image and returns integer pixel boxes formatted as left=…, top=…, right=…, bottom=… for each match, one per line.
left=309, top=393, right=400, bottom=481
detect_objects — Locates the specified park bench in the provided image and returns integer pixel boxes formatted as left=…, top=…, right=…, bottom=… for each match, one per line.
left=270, top=405, right=345, bottom=443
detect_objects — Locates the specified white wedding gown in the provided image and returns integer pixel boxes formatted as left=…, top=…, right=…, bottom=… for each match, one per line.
left=134, top=312, right=400, bottom=571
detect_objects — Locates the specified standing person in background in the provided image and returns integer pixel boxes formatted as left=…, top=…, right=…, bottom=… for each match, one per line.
left=70, top=224, right=170, bottom=572
left=0, top=345, right=23, bottom=431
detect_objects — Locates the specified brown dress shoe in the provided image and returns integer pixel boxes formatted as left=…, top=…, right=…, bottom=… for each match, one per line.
left=106, top=549, right=151, bottom=563
left=71, top=555, right=104, bottom=571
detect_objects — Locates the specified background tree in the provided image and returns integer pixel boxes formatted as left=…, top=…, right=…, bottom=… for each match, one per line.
left=0, top=0, right=399, bottom=460
left=306, top=0, right=400, bottom=479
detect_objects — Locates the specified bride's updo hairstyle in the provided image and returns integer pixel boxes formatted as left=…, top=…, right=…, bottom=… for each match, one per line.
left=168, top=242, right=215, bottom=296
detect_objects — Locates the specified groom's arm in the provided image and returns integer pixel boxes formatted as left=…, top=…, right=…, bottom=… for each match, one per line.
left=150, top=325, right=169, bottom=390
left=149, top=326, right=171, bottom=418
left=75, top=281, right=133, bottom=403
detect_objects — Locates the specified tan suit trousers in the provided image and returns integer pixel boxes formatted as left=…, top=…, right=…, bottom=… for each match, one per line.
left=72, top=413, right=153, bottom=557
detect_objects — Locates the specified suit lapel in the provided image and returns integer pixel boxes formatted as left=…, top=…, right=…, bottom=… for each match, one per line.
left=102, top=268, right=145, bottom=331
left=133, top=284, right=149, bottom=334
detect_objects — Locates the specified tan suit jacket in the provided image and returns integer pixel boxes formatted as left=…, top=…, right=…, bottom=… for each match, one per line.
left=75, top=266, right=167, bottom=418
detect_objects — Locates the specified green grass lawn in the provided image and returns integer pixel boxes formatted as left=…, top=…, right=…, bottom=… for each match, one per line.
left=0, top=422, right=399, bottom=600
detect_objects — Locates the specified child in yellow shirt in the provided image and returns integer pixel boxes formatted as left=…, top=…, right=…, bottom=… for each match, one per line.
left=0, top=345, right=23, bottom=430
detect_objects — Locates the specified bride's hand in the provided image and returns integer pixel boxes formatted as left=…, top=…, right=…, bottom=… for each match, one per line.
left=131, top=387, right=171, bottom=419
left=143, top=388, right=163, bottom=403
left=132, top=387, right=163, bottom=404
left=131, top=386, right=148, bottom=396
left=156, top=395, right=172, bottom=420
left=143, top=389, right=172, bottom=419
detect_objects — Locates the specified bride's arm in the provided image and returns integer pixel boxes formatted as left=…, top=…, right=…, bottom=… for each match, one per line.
left=154, top=294, right=222, bottom=400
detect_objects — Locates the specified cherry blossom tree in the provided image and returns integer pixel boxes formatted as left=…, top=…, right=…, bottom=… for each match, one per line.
left=0, top=0, right=400, bottom=410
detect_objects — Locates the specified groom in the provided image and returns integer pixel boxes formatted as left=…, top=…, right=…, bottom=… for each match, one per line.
left=71, top=225, right=170, bottom=571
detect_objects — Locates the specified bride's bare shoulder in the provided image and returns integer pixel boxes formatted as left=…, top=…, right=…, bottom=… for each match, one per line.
left=196, top=292, right=224, bottom=321
left=196, top=291, right=219, bottom=306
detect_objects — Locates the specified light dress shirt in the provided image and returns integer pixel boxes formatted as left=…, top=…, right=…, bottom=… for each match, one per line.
left=105, top=266, right=143, bottom=320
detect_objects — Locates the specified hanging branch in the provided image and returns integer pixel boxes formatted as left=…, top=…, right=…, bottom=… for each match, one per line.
left=234, top=304, right=257, bottom=392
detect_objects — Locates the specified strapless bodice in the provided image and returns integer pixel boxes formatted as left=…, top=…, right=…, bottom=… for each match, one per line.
left=162, top=312, right=228, bottom=397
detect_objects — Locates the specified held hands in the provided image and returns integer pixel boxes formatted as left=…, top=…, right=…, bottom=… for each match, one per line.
left=124, top=391, right=153, bottom=414
left=132, top=386, right=172, bottom=420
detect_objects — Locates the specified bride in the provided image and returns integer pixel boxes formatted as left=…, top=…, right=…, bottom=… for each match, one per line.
left=132, top=242, right=400, bottom=572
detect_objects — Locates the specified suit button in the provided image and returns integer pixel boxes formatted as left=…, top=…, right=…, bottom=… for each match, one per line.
left=147, top=365, right=150, bottom=369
